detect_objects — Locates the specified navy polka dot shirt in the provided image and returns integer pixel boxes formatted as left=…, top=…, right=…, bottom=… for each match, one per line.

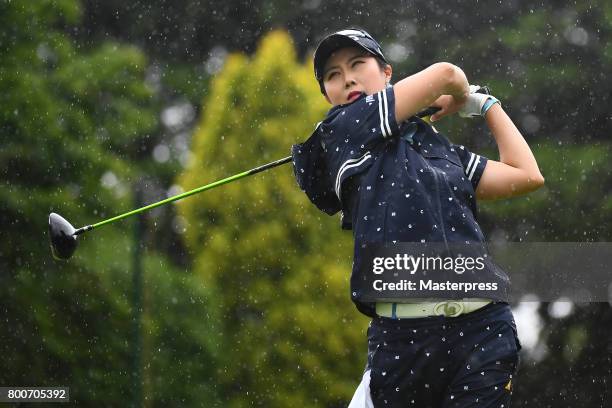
left=292, top=88, right=508, bottom=316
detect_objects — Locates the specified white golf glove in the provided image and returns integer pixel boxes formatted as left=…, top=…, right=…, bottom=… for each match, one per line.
left=458, top=85, right=500, bottom=118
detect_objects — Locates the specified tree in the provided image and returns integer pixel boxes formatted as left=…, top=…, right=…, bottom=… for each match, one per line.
left=0, top=1, right=220, bottom=405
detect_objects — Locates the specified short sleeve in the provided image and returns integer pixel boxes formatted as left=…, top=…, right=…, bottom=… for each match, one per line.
left=291, top=133, right=341, bottom=215
left=291, top=87, right=400, bottom=221
left=452, top=144, right=489, bottom=190
left=320, top=87, right=400, bottom=154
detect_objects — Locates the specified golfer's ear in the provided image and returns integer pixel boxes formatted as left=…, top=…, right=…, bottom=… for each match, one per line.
left=384, top=65, right=392, bottom=82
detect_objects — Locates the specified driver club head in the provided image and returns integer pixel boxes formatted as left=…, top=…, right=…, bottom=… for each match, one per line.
left=48, top=212, right=78, bottom=260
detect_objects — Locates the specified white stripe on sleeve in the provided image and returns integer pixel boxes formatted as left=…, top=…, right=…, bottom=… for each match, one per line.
left=377, top=91, right=387, bottom=137
left=381, top=89, right=392, bottom=137
left=468, top=155, right=481, bottom=181
left=335, top=152, right=372, bottom=198
left=465, top=152, right=476, bottom=176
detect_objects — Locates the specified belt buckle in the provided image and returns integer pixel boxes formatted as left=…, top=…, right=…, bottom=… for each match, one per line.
left=434, top=301, right=464, bottom=317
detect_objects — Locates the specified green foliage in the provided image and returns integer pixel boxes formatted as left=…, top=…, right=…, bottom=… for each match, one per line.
left=478, top=144, right=612, bottom=241
left=0, top=1, right=220, bottom=405
left=4, top=227, right=220, bottom=405
left=140, top=251, right=221, bottom=406
left=178, top=31, right=370, bottom=407
left=515, top=303, right=611, bottom=406
left=160, top=63, right=211, bottom=103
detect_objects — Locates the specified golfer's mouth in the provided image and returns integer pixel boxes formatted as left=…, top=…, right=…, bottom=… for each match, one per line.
left=347, top=91, right=363, bottom=102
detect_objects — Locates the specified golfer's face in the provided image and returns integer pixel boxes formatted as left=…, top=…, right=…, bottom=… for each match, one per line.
left=322, top=47, right=389, bottom=106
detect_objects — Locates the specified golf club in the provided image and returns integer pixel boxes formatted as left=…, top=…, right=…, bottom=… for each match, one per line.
left=48, top=156, right=292, bottom=260
left=48, top=106, right=444, bottom=261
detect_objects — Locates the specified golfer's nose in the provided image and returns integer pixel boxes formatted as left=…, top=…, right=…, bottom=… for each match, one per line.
left=345, top=77, right=357, bottom=89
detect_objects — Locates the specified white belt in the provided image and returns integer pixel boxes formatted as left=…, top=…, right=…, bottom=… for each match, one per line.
left=376, top=299, right=492, bottom=319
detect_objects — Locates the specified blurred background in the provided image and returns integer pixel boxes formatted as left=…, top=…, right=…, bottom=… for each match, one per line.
left=1, top=0, right=611, bottom=406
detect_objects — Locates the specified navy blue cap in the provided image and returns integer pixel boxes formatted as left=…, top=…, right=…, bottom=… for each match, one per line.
left=314, top=29, right=388, bottom=83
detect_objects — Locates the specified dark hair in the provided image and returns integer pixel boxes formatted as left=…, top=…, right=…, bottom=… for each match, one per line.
left=374, top=56, right=390, bottom=71
left=318, top=53, right=391, bottom=95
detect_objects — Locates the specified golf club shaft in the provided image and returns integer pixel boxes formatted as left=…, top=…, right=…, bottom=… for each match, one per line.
left=73, top=107, right=444, bottom=235
left=75, top=156, right=293, bottom=235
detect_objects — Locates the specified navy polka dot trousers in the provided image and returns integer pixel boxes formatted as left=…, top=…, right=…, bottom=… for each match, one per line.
left=366, top=302, right=521, bottom=407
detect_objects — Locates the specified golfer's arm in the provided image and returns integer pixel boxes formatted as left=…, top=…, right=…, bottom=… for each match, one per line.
left=476, top=104, right=545, bottom=200
left=393, top=62, right=468, bottom=123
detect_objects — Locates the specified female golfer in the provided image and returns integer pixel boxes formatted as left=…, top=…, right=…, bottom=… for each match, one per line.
left=292, top=28, right=544, bottom=407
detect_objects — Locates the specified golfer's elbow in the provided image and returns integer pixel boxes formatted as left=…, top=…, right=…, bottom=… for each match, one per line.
left=532, top=172, right=545, bottom=189
left=435, top=62, right=468, bottom=97
left=524, top=171, right=545, bottom=193
left=500, top=173, right=545, bottom=199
